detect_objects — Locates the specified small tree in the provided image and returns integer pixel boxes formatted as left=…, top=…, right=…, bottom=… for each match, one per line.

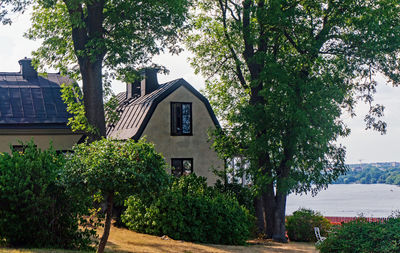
left=64, top=138, right=170, bottom=253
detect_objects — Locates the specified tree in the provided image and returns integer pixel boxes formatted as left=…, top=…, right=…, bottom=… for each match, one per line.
left=4, top=0, right=189, bottom=139
left=186, top=0, right=400, bottom=242
left=64, top=138, right=170, bottom=253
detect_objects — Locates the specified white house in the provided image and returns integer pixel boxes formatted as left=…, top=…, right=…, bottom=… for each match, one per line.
left=107, top=69, right=223, bottom=184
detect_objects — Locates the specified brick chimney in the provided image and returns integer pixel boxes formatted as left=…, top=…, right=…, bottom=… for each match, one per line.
left=140, top=68, right=159, bottom=96
left=126, top=81, right=141, bottom=99
left=18, top=57, right=38, bottom=80
left=126, top=68, right=159, bottom=99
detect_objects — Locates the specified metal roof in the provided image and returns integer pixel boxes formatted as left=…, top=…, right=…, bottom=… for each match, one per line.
left=0, top=72, right=74, bottom=128
left=107, top=78, right=219, bottom=140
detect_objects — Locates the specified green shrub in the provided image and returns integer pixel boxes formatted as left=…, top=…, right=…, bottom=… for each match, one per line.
left=286, top=208, right=331, bottom=242
left=122, top=174, right=254, bottom=245
left=214, top=179, right=254, bottom=214
left=0, top=142, right=94, bottom=249
left=318, top=218, right=400, bottom=253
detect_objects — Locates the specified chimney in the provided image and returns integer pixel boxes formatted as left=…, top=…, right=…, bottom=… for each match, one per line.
left=140, top=68, right=159, bottom=96
left=126, top=81, right=141, bottom=99
left=18, top=57, right=38, bottom=80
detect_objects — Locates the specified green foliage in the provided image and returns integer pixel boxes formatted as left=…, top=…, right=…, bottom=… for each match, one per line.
left=318, top=218, right=400, bottom=253
left=60, top=83, right=98, bottom=135
left=186, top=0, right=400, bottom=239
left=286, top=208, right=331, bottom=242
left=64, top=138, right=170, bottom=252
left=122, top=174, right=254, bottom=245
left=0, top=141, right=94, bottom=249
left=335, top=166, right=400, bottom=186
left=214, top=179, right=254, bottom=214
left=186, top=0, right=400, bottom=191
left=64, top=138, right=169, bottom=202
left=25, top=0, right=190, bottom=80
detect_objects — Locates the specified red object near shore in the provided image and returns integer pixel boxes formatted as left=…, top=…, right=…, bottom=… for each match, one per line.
left=324, top=216, right=389, bottom=224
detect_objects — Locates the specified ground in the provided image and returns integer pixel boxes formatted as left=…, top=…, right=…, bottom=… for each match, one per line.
left=0, top=225, right=318, bottom=253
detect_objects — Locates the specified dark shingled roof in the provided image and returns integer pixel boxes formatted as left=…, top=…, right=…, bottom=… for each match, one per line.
left=0, top=72, right=74, bottom=129
left=107, top=78, right=219, bottom=140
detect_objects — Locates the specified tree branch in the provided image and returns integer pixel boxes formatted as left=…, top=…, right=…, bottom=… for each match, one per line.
left=283, top=29, right=306, bottom=55
left=63, top=1, right=89, bottom=62
left=218, top=0, right=248, bottom=89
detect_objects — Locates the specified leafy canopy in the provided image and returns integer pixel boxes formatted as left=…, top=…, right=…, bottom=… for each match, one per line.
left=186, top=0, right=400, bottom=195
left=26, top=0, right=189, bottom=80
left=64, top=138, right=170, bottom=200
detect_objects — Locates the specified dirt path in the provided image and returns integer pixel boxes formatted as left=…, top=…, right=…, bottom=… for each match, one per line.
left=103, top=226, right=318, bottom=253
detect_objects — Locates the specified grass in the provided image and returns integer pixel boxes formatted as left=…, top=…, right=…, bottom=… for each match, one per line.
left=0, top=225, right=318, bottom=253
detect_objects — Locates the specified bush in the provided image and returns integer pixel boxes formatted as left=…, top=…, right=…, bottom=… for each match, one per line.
left=122, top=174, right=254, bottom=245
left=286, top=208, right=331, bottom=242
left=214, top=179, right=254, bottom=214
left=318, top=218, right=400, bottom=253
left=0, top=142, right=94, bottom=249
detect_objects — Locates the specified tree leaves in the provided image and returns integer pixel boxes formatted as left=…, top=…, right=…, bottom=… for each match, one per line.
left=187, top=0, right=400, bottom=195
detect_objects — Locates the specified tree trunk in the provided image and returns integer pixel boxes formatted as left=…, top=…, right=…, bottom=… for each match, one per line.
left=263, top=183, right=275, bottom=238
left=97, top=192, right=114, bottom=253
left=272, top=191, right=288, bottom=243
left=79, top=58, right=106, bottom=140
left=66, top=0, right=106, bottom=141
left=254, top=194, right=265, bottom=235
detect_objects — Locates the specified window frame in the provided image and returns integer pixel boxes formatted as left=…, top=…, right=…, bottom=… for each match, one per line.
left=170, top=102, right=193, bottom=136
left=171, top=158, right=194, bottom=177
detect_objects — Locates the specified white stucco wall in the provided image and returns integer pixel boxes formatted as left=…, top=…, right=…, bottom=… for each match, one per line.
left=142, top=86, right=223, bottom=184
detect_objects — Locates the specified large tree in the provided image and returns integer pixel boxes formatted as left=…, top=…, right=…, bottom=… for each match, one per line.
left=186, top=0, right=400, bottom=242
left=3, top=0, right=189, bottom=139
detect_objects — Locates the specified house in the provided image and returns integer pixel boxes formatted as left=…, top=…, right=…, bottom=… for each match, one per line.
left=0, top=59, right=222, bottom=184
left=0, top=58, right=83, bottom=152
left=107, top=69, right=224, bottom=184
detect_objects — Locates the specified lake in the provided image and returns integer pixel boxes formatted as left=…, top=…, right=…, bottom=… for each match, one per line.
left=286, top=184, right=400, bottom=217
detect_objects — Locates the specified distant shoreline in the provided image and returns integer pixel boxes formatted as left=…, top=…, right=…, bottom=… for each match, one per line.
left=334, top=166, right=400, bottom=186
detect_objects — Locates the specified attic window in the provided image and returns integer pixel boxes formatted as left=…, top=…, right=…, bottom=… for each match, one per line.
left=171, top=102, right=192, bottom=135
left=171, top=158, right=193, bottom=177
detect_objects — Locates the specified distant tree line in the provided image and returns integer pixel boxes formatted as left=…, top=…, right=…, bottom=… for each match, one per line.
left=334, top=167, right=400, bottom=185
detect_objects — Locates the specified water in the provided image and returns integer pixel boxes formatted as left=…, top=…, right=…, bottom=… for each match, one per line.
left=286, top=184, right=400, bottom=217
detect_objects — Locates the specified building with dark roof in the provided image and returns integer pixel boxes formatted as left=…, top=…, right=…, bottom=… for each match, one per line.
left=107, top=69, right=223, bottom=184
left=0, top=58, right=83, bottom=152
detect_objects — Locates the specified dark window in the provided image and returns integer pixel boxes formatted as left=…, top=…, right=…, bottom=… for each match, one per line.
left=171, top=102, right=192, bottom=135
left=171, top=158, right=193, bottom=177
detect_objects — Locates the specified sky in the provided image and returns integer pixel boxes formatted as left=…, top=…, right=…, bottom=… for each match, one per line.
left=1, top=11, right=400, bottom=164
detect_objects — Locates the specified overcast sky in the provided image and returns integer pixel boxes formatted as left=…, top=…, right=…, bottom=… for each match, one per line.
left=1, top=11, right=400, bottom=164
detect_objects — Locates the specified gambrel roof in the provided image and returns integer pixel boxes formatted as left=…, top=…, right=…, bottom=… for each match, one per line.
left=107, top=78, right=219, bottom=140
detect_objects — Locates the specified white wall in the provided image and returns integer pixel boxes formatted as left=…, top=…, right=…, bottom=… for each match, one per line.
left=142, top=86, right=223, bottom=184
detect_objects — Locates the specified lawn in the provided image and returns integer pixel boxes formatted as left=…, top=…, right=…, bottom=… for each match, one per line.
left=0, top=225, right=318, bottom=253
